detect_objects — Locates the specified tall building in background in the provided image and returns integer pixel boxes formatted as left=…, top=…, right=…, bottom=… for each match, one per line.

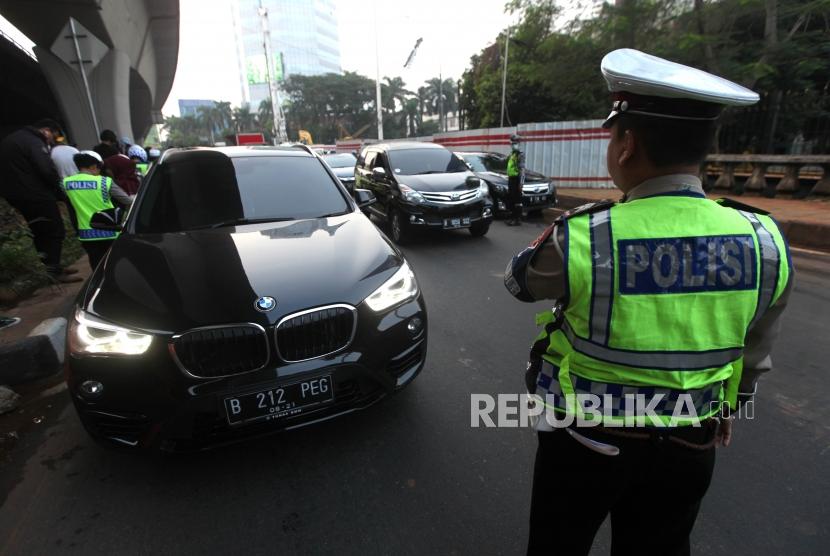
left=235, top=0, right=341, bottom=109
left=178, top=99, right=216, bottom=117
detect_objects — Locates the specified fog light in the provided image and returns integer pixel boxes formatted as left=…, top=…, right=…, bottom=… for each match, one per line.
left=497, top=201, right=506, bottom=210
left=80, top=380, right=104, bottom=398
left=483, top=207, right=493, bottom=217
left=407, top=317, right=423, bottom=336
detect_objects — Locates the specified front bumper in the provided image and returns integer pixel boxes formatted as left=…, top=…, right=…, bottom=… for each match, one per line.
left=66, top=296, right=427, bottom=451
left=492, top=186, right=556, bottom=213
left=398, top=198, right=493, bottom=228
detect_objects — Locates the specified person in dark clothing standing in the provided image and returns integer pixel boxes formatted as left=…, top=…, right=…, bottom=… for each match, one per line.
left=505, top=134, right=525, bottom=226
left=92, top=129, right=119, bottom=161
left=0, top=119, right=81, bottom=283
left=102, top=136, right=140, bottom=196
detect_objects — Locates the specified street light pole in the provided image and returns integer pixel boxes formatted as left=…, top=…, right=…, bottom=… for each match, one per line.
left=374, top=0, right=383, bottom=140
left=259, top=0, right=286, bottom=143
left=500, top=26, right=510, bottom=128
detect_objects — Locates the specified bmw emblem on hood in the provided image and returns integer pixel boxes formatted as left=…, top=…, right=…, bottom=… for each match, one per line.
left=255, top=296, right=276, bottom=312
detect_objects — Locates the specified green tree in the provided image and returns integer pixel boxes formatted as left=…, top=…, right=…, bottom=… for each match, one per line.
left=233, top=104, right=257, bottom=133
left=461, top=0, right=830, bottom=153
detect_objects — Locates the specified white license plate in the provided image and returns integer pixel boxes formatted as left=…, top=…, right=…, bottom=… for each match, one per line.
left=443, top=217, right=471, bottom=229
left=224, top=375, right=334, bottom=425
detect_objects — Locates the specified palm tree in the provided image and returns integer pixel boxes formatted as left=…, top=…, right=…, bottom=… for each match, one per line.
left=383, top=76, right=411, bottom=113
left=416, top=86, right=429, bottom=131
left=258, top=99, right=274, bottom=137
left=425, top=77, right=458, bottom=132
left=403, top=98, right=419, bottom=137
left=233, top=104, right=257, bottom=133
left=215, top=101, right=233, bottom=133
left=196, top=105, right=218, bottom=145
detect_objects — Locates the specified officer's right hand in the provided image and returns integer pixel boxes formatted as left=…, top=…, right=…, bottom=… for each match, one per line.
left=715, top=417, right=733, bottom=447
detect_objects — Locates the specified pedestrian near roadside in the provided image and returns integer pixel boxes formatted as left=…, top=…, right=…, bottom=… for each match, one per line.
left=103, top=137, right=140, bottom=195
left=61, top=150, right=132, bottom=270
left=50, top=133, right=79, bottom=179
left=0, top=119, right=81, bottom=283
left=505, top=135, right=524, bottom=226
left=505, top=49, right=792, bottom=556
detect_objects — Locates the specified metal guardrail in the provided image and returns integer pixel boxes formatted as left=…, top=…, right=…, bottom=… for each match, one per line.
left=703, top=154, right=830, bottom=198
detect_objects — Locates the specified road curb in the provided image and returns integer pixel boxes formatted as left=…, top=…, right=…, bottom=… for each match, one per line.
left=544, top=195, right=830, bottom=252
left=0, top=317, right=66, bottom=387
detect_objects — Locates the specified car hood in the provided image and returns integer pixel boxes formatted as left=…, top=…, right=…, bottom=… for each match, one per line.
left=332, top=166, right=355, bottom=179
left=473, top=169, right=548, bottom=185
left=84, top=213, right=402, bottom=333
left=395, top=171, right=478, bottom=192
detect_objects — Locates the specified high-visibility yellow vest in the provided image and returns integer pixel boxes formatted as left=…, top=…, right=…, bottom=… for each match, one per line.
left=535, top=193, right=791, bottom=426
left=507, top=151, right=520, bottom=177
left=61, top=173, right=118, bottom=241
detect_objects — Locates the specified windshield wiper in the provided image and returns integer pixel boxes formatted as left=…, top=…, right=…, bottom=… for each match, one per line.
left=416, top=170, right=447, bottom=175
left=317, top=211, right=350, bottom=218
left=189, top=217, right=295, bottom=230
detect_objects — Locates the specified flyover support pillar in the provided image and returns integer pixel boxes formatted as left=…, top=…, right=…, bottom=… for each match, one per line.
left=33, top=46, right=134, bottom=148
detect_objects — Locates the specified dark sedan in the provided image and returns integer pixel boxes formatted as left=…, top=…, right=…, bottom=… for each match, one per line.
left=66, top=146, right=427, bottom=450
left=456, top=151, right=557, bottom=216
left=322, top=152, right=357, bottom=191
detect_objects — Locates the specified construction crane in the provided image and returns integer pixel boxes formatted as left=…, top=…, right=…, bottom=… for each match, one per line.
left=338, top=122, right=372, bottom=140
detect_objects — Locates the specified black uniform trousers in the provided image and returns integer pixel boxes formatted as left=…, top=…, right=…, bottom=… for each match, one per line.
left=6, top=198, right=66, bottom=273
left=527, top=428, right=715, bottom=556
left=508, top=175, right=523, bottom=220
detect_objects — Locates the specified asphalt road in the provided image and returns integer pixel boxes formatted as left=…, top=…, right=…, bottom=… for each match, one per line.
left=0, top=217, right=828, bottom=556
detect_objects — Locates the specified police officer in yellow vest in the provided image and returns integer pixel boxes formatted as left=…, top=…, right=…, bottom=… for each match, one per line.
left=505, top=49, right=792, bottom=556
left=62, top=150, right=133, bottom=270
left=506, top=134, right=525, bottom=226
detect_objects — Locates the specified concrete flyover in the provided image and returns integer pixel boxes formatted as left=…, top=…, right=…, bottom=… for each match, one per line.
left=0, top=0, right=179, bottom=147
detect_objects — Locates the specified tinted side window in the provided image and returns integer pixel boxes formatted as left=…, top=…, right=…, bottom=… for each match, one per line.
left=374, top=152, right=389, bottom=170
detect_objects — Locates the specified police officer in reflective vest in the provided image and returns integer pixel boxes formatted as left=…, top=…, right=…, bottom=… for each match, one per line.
left=505, top=49, right=792, bottom=555
left=506, top=135, right=525, bottom=226
left=62, top=150, right=132, bottom=270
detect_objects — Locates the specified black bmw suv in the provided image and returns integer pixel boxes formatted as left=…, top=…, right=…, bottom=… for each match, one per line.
left=66, top=146, right=427, bottom=450
left=354, top=142, right=493, bottom=243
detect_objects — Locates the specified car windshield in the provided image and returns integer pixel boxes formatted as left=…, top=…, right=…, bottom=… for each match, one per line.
left=459, top=153, right=507, bottom=173
left=134, top=152, right=350, bottom=233
left=388, top=148, right=468, bottom=175
left=322, top=153, right=356, bottom=168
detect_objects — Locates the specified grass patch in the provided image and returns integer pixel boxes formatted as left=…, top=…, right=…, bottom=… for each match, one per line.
left=0, top=200, right=83, bottom=303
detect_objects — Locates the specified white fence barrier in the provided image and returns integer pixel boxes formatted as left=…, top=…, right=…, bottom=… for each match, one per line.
left=519, top=120, right=612, bottom=189
left=334, top=120, right=614, bottom=188
left=434, top=127, right=515, bottom=156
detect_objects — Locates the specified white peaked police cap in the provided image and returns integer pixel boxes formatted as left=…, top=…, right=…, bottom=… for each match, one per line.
left=600, top=49, right=760, bottom=128
left=79, top=150, right=103, bottom=163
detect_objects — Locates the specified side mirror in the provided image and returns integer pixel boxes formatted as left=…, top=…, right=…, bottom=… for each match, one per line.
left=372, top=167, right=387, bottom=180
left=89, top=208, right=123, bottom=231
left=354, top=189, right=376, bottom=208
left=465, top=176, right=481, bottom=188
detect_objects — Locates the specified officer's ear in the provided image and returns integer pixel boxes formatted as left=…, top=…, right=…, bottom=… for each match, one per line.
left=617, top=128, right=636, bottom=167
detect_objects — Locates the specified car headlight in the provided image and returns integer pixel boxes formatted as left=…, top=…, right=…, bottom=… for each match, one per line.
left=477, top=180, right=490, bottom=198
left=68, top=308, right=153, bottom=356
left=492, top=182, right=507, bottom=195
left=364, top=261, right=418, bottom=312
left=398, top=184, right=425, bottom=204
left=548, top=181, right=555, bottom=194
